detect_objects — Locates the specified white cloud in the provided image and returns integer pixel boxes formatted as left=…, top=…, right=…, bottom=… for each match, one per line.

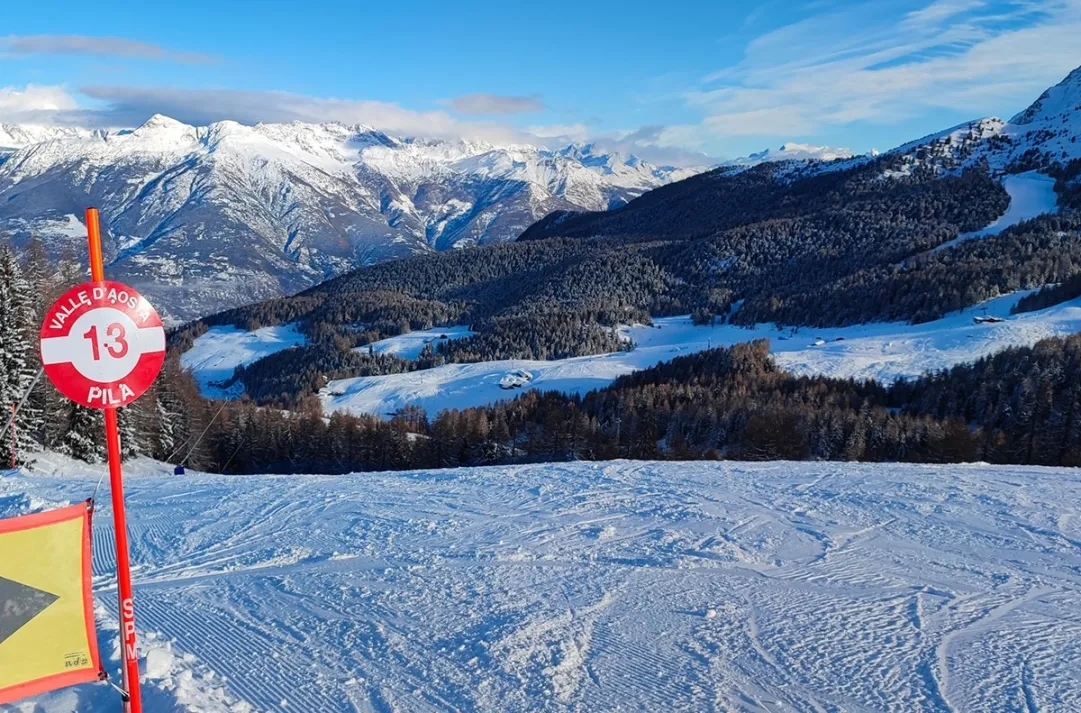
left=690, top=0, right=1081, bottom=140
left=74, top=85, right=533, bottom=145
left=902, top=0, right=988, bottom=29
left=582, top=125, right=716, bottom=166
left=525, top=122, right=590, bottom=139
left=0, top=84, right=79, bottom=121
left=1, top=34, right=214, bottom=63
left=0, top=84, right=712, bottom=166
left=13, top=2, right=1072, bottom=167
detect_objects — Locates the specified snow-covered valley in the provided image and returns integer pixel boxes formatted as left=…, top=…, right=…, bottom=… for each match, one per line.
left=2, top=457, right=1079, bottom=712
left=183, top=290, right=1081, bottom=417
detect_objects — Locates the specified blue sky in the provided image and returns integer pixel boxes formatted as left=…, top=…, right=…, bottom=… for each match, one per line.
left=1, top=0, right=1079, bottom=164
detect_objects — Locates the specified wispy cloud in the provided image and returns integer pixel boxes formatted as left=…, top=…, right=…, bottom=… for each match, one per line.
left=0, top=84, right=79, bottom=121
left=29, top=2, right=1072, bottom=166
left=73, top=85, right=530, bottom=143
left=683, top=0, right=1081, bottom=143
left=588, top=125, right=716, bottom=167
left=902, top=0, right=988, bottom=29
left=1, top=34, right=214, bottom=63
left=445, top=93, right=545, bottom=115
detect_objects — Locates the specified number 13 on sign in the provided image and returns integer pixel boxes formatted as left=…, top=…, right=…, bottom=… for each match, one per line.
left=83, top=323, right=130, bottom=361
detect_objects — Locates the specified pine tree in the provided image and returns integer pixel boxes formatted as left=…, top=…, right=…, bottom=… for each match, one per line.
left=21, top=236, right=54, bottom=448
left=117, top=405, right=144, bottom=460
left=0, top=242, right=41, bottom=465
left=62, top=404, right=106, bottom=463
left=154, top=391, right=177, bottom=460
left=152, top=360, right=194, bottom=463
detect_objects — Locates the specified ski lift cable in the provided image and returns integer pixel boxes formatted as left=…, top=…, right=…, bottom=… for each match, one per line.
left=162, top=429, right=199, bottom=466
left=162, top=399, right=227, bottom=464
left=179, top=399, right=229, bottom=467
left=220, top=438, right=246, bottom=474
left=0, top=367, right=45, bottom=445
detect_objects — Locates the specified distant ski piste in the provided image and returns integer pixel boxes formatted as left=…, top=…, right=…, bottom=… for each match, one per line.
left=3, top=454, right=1080, bottom=712
left=181, top=291, right=1081, bottom=417
left=931, top=171, right=1059, bottom=254
left=355, top=324, right=476, bottom=359
left=181, top=323, right=306, bottom=397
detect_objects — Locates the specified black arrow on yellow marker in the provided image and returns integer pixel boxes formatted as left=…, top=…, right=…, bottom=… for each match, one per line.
left=0, top=576, right=59, bottom=645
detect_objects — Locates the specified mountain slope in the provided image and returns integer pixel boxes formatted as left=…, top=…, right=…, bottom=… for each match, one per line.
left=522, top=66, right=1081, bottom=245
left=871, top=66, right=1081, bottom=177
left=0, top=117, right=698, bottom=320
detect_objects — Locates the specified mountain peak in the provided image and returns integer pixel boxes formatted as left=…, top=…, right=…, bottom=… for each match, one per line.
left=137, top=114, right=191, bottom=131
left=556, top=142, right=601, bottom=160
left=0, top=116, right=694, bottom=319
left=1010, top=65, right=1081, bottom=125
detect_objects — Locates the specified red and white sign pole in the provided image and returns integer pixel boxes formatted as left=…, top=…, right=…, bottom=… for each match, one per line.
left=39, top=208, right=167, bottom=713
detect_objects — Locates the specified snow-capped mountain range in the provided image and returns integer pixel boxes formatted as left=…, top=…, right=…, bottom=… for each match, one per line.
left=731, top=142, right=858, bottom=165
left=1, top=66, right=1078, bottom=321
left=0, top=118, right=699, bottom=319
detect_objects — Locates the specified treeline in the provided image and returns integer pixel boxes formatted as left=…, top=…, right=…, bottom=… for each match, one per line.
left=9, top=230, right=1081, bottom=473
left=231, top=344, right=433, bottom=404
left=731, top=213, right=1081, bottom=325
left=522, top=157, right=1006, bottom=245
left=1050, top=158, right=1081, bottom=211
left=176, top=334, right=1081, bottom=474
left=1013, top=270, right=1081, bottom=314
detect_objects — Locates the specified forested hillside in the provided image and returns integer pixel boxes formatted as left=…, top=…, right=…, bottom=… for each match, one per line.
left=176, top=333, right=1081, bottom=473
left=172, top=148, right=1081, bottom=406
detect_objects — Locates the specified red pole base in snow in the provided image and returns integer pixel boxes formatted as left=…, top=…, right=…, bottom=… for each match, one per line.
left=104, top=407, right=141, bottom=713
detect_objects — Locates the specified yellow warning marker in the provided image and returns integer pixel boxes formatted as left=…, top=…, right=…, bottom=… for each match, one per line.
left=0, top=502, right=101, bottom=704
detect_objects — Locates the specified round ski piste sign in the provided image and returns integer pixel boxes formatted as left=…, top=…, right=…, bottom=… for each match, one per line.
left=40, top=281, right=166, bottom=409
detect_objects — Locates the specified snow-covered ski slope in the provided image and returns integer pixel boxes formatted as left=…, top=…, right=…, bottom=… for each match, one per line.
left=181, top=324, right=306, bottom=396
left=2, top=457, right=1079, bottom=712
left=361, top=325, right=476, bottom=360
left=930, top=171, right=1058, bottom=254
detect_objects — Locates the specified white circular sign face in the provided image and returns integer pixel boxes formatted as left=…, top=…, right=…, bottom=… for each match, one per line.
left=61, top=309, right=144, bottom=383
left=40, top=281, right=166, bottom=410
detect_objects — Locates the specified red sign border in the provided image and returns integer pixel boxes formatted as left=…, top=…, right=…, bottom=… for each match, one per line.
left=39, top=280, right=165, bottom=410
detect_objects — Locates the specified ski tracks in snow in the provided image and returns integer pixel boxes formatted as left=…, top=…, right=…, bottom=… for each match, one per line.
left=2, top=458, right=1081, bottom=712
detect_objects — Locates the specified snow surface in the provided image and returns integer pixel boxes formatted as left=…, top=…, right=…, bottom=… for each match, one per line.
left=180, top=324, right=306, bottom=397
left=361, top=325, right=476, bottom=360
left=2, top=455, right=1079, bottom=712
left=931, top=171, right=1059, bottom=253
left=317, top=291, right=1081, bottom=417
